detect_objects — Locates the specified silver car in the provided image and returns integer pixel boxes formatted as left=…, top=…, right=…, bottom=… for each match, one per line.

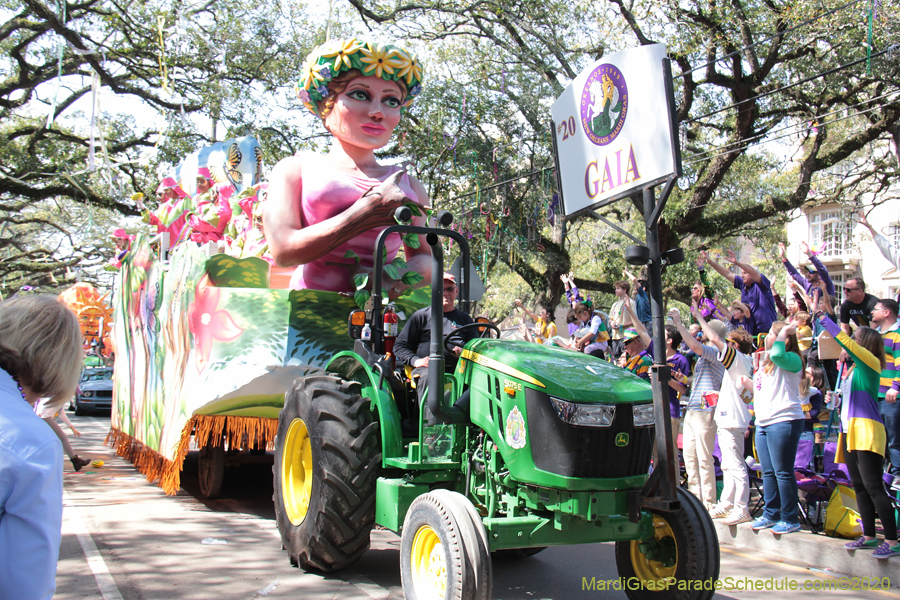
left=72, top=367, right=113, bottom=415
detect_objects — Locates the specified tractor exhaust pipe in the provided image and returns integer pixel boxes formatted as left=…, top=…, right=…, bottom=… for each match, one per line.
left=426, top=232, right=450, bottom=424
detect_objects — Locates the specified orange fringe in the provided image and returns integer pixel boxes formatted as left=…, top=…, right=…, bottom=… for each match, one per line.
left=106, top=415, right=279, bottom=495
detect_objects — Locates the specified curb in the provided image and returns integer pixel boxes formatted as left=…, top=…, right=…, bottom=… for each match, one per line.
left=714, top=520, right=900, bottom=584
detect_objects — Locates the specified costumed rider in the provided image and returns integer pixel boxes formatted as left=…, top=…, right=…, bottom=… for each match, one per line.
left=264, top=38, right=430, bottom=298
left=393, top=273, right=475, bottom=423
left=109, top=228, right=134, bottom=270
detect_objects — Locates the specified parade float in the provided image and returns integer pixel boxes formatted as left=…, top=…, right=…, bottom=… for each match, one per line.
left=106, top=136, right=425, bottom=497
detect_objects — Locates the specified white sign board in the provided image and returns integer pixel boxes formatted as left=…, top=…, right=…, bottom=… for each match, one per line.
left=551, top=44, right=677, bottom=216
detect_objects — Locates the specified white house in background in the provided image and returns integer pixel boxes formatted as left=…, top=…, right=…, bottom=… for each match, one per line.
left=785, top=200, right=900, bottom=304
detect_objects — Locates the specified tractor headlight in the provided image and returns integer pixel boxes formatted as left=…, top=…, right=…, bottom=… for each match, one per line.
left=549, top=397, right=615, bottom=427
left=632, top=403, right=654, bottom=427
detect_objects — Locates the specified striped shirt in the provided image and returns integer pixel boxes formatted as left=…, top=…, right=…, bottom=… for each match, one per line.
left=625, top=351, right=652, bottom=380
left=685, top=344, right=726, bottom=411
left=878, top=320, right=900, bottom=399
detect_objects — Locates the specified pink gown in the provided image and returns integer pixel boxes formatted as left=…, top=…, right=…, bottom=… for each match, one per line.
left=289, top=152, right=422, bottom=292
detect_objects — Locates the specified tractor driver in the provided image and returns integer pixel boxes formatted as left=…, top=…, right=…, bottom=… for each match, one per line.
left=393, top=273, right=475, bottom=419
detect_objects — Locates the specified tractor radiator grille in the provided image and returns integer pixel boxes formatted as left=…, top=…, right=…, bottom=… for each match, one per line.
left=525, top=388, right=653, bottom=479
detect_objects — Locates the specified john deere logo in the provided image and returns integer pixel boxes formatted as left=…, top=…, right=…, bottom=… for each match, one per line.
left=615, top=433, right=630, bottom=447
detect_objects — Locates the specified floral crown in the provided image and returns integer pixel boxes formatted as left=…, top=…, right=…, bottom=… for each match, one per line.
left=296, top=38, right=424, bottom=117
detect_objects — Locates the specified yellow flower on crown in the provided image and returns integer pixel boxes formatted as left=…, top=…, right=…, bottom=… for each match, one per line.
left=299, top=54, right=320, bottom=90
left=320, top=38, right=363, bottom=71
left=359, top=43, right=401, bottom=79
left=393, top=50, right=423, bottom=86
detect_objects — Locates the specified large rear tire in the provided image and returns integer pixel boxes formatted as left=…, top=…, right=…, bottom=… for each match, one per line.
left=615, top=488, right=719, bottom=600
left=274, top=374, right=381, bottom=572
left=400, top=490, right=492, bottom=600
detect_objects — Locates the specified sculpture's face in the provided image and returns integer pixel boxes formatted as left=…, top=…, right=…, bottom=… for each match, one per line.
left=325, top=76, right=403, bottom=151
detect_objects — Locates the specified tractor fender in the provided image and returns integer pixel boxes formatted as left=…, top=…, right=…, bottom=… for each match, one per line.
left=326, top=351, right=403, bottom=460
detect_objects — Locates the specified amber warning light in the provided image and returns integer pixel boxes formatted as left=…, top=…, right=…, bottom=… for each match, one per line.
left=348, top=310, right=367, bottom=339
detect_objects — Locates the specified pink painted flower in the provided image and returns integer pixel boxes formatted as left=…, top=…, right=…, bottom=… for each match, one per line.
left=187, top=275, right=243, bottom=373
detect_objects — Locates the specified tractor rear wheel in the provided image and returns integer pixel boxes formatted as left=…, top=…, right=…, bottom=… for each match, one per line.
left=274, top=374, right=381, bottom=572
left=400, top=490, right=492, bottom=600
left=197, top=440, right=225, bottom=499
left=615, top=487, right=719, bottom=600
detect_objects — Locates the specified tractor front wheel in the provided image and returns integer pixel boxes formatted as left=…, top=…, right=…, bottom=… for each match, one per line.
left=615, top=487, right=719, bottom=600
left=274, top=375, right=381, bottom=572
left=400, top=490, right=492, bottom=600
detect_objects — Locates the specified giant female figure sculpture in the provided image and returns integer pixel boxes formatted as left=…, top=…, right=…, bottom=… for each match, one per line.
left=265, top=39, right=430, bottom=296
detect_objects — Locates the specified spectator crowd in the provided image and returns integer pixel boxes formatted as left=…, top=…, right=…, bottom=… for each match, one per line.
left=514, top=229, right=900, bottom=557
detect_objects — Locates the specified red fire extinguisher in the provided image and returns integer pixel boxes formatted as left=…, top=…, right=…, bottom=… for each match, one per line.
left=383, top=304, right=399, bottom=356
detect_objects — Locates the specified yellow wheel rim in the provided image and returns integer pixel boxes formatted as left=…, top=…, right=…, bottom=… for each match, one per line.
left=282, top=418, right=313, bottom=526
left=410, top=525, right=446, bottom=600
left=631, top=514, right=678, bottom=581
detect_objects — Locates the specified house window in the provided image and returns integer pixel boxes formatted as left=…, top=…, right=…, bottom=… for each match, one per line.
left=809, top=209, right=854, bottom=260
left=830, top=273, right=846, bottom=306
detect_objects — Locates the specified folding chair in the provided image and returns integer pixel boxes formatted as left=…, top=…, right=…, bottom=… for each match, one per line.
left=744, top=432, right=765, bottom=516
left=794, top=438, right=815, bottom=470
left=794, top=441, right=850, bottom=534
left=822, top=440, right=851, bottom=484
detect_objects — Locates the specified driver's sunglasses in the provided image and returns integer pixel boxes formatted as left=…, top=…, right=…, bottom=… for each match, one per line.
left=443, top=286, right=456, bottom=293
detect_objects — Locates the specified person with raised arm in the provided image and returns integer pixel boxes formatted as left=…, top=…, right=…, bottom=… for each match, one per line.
left=778, top=241, right=835, bottom=298
left=701, top=250, right=778, bottom=337
left=560, top=272, right=585, bottom=309
left=811, top=292, right=899, bottom=557
left=737, top=320, right=806, bottom=534
left=859, top=209, right=900, bottom=302
left=514, top=299, right=557, bottom=345
left=265, top=38, right=431, bottom=298
left=622, top=268, right=651, bottom=331
left=668, top=306, right=727, bottom=511
left=693, top=300, right=755, bottom=525
left=607, top=279, right=634, bottom=360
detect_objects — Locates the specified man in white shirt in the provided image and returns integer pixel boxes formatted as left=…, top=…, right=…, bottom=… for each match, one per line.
left=608, top=280, right=633, bottom=361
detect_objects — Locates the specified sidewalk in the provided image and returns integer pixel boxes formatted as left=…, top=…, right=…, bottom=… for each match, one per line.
left=714, top=519, right=900, bottom=583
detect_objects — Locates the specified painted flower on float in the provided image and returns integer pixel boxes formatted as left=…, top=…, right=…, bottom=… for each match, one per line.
left=187, top=275, right=243, bottom=373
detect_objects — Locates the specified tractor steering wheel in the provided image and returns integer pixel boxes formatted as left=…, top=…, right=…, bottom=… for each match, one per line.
left=443, top=321, right=501, bottom=354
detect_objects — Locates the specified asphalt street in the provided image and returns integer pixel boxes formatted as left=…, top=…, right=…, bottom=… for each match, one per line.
left=54, top=413, right=898, bottom=599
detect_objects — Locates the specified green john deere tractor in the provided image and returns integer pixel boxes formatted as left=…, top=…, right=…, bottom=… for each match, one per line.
left=273, top=208, right=719, bottom=600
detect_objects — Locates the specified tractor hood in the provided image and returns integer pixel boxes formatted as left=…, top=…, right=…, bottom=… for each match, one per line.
left=462, top=339, right=652, bottom=404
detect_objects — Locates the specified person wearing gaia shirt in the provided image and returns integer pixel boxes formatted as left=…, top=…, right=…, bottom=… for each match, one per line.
left=265, top=38, right=431, bottom=297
